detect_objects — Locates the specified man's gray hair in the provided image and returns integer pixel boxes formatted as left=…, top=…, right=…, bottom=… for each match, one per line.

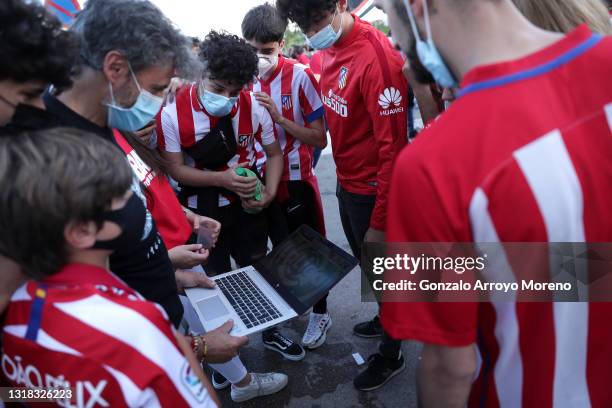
left=72, top=0, right=201, bottom=78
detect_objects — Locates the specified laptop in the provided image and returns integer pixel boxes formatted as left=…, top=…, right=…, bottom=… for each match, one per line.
left=185, top=225, right=358, bottom=336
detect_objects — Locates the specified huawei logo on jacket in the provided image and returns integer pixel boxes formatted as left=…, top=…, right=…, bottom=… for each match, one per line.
left=378, top=87, right=405, bottom=116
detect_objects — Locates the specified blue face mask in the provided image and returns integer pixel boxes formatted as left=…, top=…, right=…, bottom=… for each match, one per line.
left=306, top=10, right=344, bottom=50
left=106, top=65, right=164, bottom=132
left=403, top=0, right=458, bottom=88
left=199, top=81, right=238, bottom=117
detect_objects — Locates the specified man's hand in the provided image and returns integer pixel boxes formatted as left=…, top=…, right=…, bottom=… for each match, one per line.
left=218, top=165, right=258, bottom=199
left=165, top=77, right=187, bottom=104
left=175, top=333, right=220, bottom=407
left=132, top=122, right=156, bottom=145
left=169, top=244, right=209, bottom=270
left=200, top=320, right=249, bottom=364
left=241, top=187, right=275, bottom=211
left=364, top=227, right=385, bottom=243
left=254, top=92, right=283, bottom=124
left=175, top=269, right=216, bottom=293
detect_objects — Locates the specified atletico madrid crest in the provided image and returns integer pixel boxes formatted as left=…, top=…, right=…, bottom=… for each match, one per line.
left=281, top=95, right=292, bottom=111
left=338, top=67, right=349, bottom=89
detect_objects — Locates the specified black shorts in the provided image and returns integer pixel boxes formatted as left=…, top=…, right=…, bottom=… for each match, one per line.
left=267, top=180, right=322, bottom=246
left=204, top=200, right=269, bottom=275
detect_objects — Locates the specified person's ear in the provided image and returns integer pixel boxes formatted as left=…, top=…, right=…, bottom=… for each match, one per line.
left=102, top=50, right=130, bottom=88
left=64, top=220, right=98, bottom=250
left=278, top=40, right=286, bottom=53
left=337, top=0, right=348, bottom=13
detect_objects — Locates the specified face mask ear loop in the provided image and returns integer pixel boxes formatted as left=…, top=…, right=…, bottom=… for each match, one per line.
left=331, top=8, right=339, bottom=29
left=403, top=0, right=422, bottom=43
left=422, top=0, right=434, bottom=44
left=108, top=82, right=118, bottom=107
left=127, top=63, right=143, bottom=93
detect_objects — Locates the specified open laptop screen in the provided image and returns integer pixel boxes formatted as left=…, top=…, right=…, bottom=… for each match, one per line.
left=254, top=225, right=358, bottom=314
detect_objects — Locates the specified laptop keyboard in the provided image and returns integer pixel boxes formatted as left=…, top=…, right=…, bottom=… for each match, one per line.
left=215, top=271, right=282, bottom=329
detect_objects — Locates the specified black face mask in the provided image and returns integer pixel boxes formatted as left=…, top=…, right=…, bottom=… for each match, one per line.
left=92, top=193, right=147, bottom=251
left=1, top=103, right=58, bottom=135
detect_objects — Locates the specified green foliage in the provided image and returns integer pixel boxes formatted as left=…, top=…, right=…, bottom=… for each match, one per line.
left=283, top=23, right=306, bottom=50
left=371, top=20, right=390, bottom=36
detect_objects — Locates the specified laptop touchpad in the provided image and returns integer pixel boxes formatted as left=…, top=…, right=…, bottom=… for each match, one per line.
left=196, top=296, right=229, bottom=321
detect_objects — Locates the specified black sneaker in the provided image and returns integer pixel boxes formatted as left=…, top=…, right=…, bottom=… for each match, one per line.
left=212, top=371, right=230, bottom=390
left=353, top=352, right=405, bottom=391
left=262, top=329, right=306, bottom=361
left=353, top=315, right=383, bottom=338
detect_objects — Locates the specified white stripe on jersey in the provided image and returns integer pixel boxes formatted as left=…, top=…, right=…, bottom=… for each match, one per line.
left=53, top=294, right=213, bottom=407
left=253, top=61, right=322, bottom=181
left=288, top=148, right=301, bottom=180
left=4, top=325, right=82, bottom=357
left=513, top=130, right=585, bottom=244
left=160, top=105, right=181, bottom=153
left=606, top=102, right=612, bottom=130
left=11, top=283, right=31, bottom=302
left=513, top=130, right=590, bottom=408
left=470, top=188, right=524, bottom=408
left=3, top=325, right=26, bottom=339
left=103, top=364, right=159, bottom=407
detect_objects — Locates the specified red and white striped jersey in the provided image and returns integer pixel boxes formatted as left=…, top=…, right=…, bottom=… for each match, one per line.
left=254, top=140, right=266, bottom=176
left=251, top=56, right=325, bottom=181
left=156, top=83, right=276, bottom=207
left=382, top=26, right=612, bottom=407
left=2, top=264, right=216, bottom=408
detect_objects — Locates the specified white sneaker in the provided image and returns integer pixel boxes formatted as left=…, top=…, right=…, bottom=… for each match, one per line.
left=230, top=372, right=288, bottom=403
left=301, top=312, right=332, bottom=349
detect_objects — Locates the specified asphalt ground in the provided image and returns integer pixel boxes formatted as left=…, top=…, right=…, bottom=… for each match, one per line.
left=213, top=152, right=421, bottom=408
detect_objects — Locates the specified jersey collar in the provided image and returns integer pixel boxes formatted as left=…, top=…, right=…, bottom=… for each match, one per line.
left=333, top=13, right=361, bottom=50
left=459, top=25, right=600, bottom=97
left=41, top=263, right=131, bottom=291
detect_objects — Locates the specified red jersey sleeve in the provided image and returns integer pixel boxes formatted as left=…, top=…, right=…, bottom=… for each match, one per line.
left=359, top=38, right=409, bottom=230
left=380, top=146, right=478, bottom=346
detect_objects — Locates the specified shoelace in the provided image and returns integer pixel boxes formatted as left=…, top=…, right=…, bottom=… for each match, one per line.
left=272, top=332, right=293, bottom=347
left=305, top=315, right=327, bottom=338
left=253, top=372, right=276, bottom=393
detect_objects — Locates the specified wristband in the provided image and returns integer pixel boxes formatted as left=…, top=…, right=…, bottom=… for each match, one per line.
left=191, top=335, right=207, bottom=362
left=201, top=337, right=208, bottom=359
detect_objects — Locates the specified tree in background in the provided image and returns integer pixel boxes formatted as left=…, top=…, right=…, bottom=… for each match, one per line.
left=371, top=20, right=390, bottom=36
left=283, top=23, right=306, bottom=52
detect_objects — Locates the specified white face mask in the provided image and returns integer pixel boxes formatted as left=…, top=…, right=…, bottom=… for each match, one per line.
left=257, top=53, right=279, bottom=78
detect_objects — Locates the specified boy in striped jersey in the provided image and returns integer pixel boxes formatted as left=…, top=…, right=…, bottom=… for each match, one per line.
left=158, top=31, right=307, bottom=370
left=0, top=129, right=218, bottom=407
left=242, top=4, right=331, bottom=351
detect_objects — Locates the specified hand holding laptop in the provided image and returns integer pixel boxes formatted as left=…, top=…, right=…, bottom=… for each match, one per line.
left=186, top=226, right=358, bottom=336
left=176, top=269, right=216, bottom=293
left=195, top=320, right=249, bottom=364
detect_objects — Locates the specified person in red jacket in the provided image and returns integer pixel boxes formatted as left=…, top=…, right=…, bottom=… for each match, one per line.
left=277, top=0, right=408, bottom=391
left=378, top=0, right=612, bottom=407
